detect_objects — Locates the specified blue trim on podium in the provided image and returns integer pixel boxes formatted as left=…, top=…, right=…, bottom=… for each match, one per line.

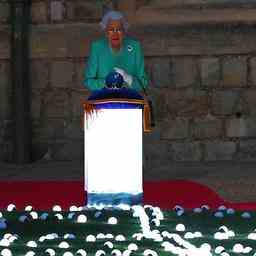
left=87, top=192, right=143, bottom=206
left=88, top=88, right=144, bottom=101
left=94, top=102, right=142, bottom=109
left=88, top=88, right=144, bottom=109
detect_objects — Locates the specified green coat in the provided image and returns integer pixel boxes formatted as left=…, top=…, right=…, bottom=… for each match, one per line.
left=84, top=37, right=148, bottom=91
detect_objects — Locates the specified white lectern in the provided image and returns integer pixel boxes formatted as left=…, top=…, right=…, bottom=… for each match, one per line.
left=83, top=89, right=151, bottom=206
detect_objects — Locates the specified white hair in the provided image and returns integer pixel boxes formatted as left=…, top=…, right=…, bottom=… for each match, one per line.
left=99, top=10, right=129, bottom=32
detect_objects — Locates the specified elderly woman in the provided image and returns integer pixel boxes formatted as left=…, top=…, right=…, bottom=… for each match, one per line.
left=83, top=10, right=148, bottom=91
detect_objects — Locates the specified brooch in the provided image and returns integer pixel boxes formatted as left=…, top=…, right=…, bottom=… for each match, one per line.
left=127, top=45, right=133, bottom=52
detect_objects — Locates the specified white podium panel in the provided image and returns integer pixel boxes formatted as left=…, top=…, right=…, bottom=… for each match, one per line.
left=84, top=108, right=143, bottom=206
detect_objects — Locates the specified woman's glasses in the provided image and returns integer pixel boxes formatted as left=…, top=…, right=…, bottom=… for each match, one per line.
left=107, top=28, right=123, bottom=33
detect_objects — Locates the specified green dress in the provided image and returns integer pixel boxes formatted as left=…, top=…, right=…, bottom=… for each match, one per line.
left=84, top=37, right=149, bottom=91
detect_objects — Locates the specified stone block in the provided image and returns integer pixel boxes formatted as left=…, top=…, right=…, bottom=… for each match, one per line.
left=243, top=89, right=256, bottom=115
left=0, top=61, right=9, bottom=90
left=50, top=61, right=74, bottom=87
left=249, top=57, right=256, bottom=86
left=211, top=90, right=239, bottom=115
left=222, top=56, right=247, bottom=87
left=133, top=27, right=166, bottom=56
left=134, top=26, right=256, bottom=57
left=151, top=58, right=172, bottom=88
left=0, top=140, right=14, bottom=162
left=0, top=62, right=11, bottom=119
left=75, top=60, right=87, bottom=88
left=42, top=89, right=70, bottom=119
left=38, top=25, right=100, bottom=58
left=32, top=118, right=65, bottom=140
left=77, top=26, right=101, bottom=58
left=71, top=89, right=90, bottom=120
left=241, top=118, right=256, bottom=138
left=0, top=120, right=13, bottom=141
left=53, top=140, right=84, bottom=161
left=160, top=118, right=189, bottom=140
left=31, top=24, right=98, bottom=59
left=231, top=93, right=249, bottom=116
left=143, top=126, right=161, bottom=145
left=236, top=140, right=256, bottom=161
left=64, top=120, right=83, bottom=140
left=30, top=28, right=49, bottom=58
left=30, top=60, right=49, bottom=89
left=172, top=58, right=198, bottom=88
left=31, top=140, right=49, bottom=162
left=31, top=91, right=42, bottom=120
left=50, top=1, right=64, bottom=21
left=101, top=0, right=115, bottom=13
left=0, top=3, right=9, bottom=23
left=166, top=88, right=208, bottom=117
left=147, top=88, right=172, bottom=121
left=204, top=141, right=236, bottom=161
left=225, top=118, right=247, bottom=138
left=0, top=28, right=10, bottom=59
left=192, top=115, right=222, bottom=139
left=0, top=122, right=4, bottom=142
left=200, top=57, right=220, bottom=87
left=0, top=120, right=14, bottom=161
left=144, top=139, right=173, bottom=171
left=31, top=2, right=48, bottom=24
left=117, top=0, right=136, bottom=18
left=0, top=142, right=4, bottom=162
left=47, top=28, right=69, bottom=58
left=171, top=142, right=202, bottom=161
left=66, top=0, right=102, bottom=22
left=144, top=57, right=153, bottom=85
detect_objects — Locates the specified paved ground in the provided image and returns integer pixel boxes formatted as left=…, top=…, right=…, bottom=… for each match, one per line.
left=0, top=160, right=256, bottom=203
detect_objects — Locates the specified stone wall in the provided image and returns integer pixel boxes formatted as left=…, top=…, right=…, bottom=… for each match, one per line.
left=0, top=0, right=12, bottom=162
left=1, top=0, right=256, bottom=170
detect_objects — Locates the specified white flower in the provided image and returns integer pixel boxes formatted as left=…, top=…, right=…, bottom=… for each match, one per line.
left=108, top=217, right=118, bottom=225
left=95, top=250, right=105, bottom=256
left=214, top=246, right=225, bottom=254
left=176, top=223, right=185, bottom=232
left=104, top=241, right=113, bottom=249
left=115, top=235, right=125, bottom=241
left=52, top=205, right=62, bottom=212
left=25, top=206, right=33, bottom=211
left=232, top=243, right=244, bottom=253
left=7, top=204, right=16, bottom=212
left=26, top=241, right=37, bottom=248
left=77, top=214, right=87, bottom=223
left=86, top=235, right=96, bottom=242
left=111, top=249, right=122, bottom=256
left=0, top=248, right=12, bottom=256
left=25, top=251, right=35, bottom=256
left=58, top=241, right=70, bottom=248
left=143, top=249, right=158, bottom=256
left=128, top=243, right=138, bottom=251
left=241, top=212, right=251, bottom=219
left=44, top=248, right=55, bottom=256
left=76, top=249, right=86, bottom=256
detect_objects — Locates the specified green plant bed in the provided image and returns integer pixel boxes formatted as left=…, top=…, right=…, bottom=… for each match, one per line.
left=0, top=206, right=256, bottom=255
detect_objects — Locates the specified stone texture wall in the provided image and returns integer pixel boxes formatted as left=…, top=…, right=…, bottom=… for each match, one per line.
left=1, top=0, right=256, bottom=170
left=0, top=0, right=12, bottom=162
left=143, top=25, right=256, bottom=172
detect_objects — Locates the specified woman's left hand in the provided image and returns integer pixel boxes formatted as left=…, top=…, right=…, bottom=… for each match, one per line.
left=114, top=67, right=133, bottom=86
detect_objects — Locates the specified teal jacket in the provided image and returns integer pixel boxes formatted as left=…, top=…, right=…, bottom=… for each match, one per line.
left=83, top=37, right=148, bottom=91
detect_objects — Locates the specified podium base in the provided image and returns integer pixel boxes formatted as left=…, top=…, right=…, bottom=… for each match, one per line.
left=87, top=192, right=143, bottom=206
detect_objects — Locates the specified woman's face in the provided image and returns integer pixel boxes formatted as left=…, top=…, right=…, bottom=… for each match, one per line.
left=106, top=20, right=124, bottom=50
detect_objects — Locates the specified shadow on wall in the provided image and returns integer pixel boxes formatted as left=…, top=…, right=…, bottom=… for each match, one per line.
left=31, top=141, right=84, bottom=162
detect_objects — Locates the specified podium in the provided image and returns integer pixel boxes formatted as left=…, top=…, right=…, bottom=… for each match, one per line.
left=82, top=88, right=151, bottom=207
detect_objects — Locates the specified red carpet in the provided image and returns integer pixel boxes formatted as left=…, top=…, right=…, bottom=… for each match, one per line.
left=0, top=180, right=255, bottom=210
